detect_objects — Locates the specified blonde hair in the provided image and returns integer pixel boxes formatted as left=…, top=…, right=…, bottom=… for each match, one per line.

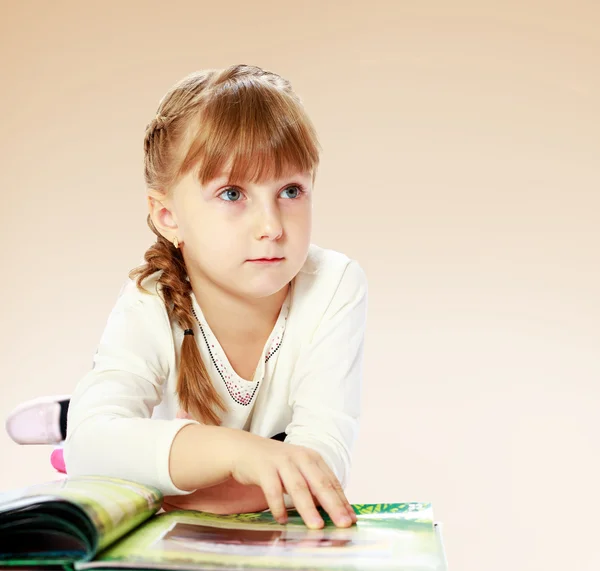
left=129, top=64, right=321, bottom=425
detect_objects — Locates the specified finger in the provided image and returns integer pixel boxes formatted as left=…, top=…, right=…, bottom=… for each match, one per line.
left=278, top=461, right=324, bottom=530
left=259, top=468, right=288, bottom=524
left=314, top=459, right=357, bottom=523
left=299, top=460, right=352, bottom=528
left=316, top=458, right=357, bottom=523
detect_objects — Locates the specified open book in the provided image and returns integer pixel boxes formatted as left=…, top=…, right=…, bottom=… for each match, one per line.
left=0, top=476, right=446, bottom=570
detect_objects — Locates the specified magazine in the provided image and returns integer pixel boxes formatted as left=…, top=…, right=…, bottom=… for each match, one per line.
left=0, top=476, right=446, bottom=570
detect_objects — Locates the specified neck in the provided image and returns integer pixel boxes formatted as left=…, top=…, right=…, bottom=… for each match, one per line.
left=188, top=273, right=289, bottom=343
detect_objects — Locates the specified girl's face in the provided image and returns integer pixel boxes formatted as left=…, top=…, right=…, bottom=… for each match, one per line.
left=150, top=166, right=313, bottom=300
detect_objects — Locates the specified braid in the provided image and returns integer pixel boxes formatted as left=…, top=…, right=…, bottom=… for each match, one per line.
left=143, top=115, right=174, bottom=159
left=129, top=217, right=227, bottom=425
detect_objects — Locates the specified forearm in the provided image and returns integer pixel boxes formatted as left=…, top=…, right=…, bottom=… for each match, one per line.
left=169, top=424, right=239, bottom=491
left=163, top=476, right=268, bottom=515
left=208, top=477, right=268, bottom=513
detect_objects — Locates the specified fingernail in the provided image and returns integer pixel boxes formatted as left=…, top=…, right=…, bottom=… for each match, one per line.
left=310, top=518, right=324, bottom=529
left=340, top=516, right=352, bottom=526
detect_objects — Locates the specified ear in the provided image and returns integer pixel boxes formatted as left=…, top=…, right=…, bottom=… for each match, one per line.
left=147, top=189, right=179, bottom=240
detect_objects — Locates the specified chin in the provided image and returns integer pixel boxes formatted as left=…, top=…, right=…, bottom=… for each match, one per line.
left=243, top=281, right=289, bottom=300
left=240, top=272, right=294, bottom=299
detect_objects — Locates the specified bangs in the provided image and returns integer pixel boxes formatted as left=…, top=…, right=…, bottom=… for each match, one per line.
left=178, top=79, right=320, bottom=186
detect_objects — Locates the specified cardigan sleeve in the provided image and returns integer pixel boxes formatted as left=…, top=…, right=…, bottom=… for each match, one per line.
left=63, top=284, right=198, bottom=496
left=284, top=260, right=368, bottom=489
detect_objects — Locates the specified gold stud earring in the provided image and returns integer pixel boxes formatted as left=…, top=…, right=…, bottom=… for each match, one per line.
left=173, top=237, right=179, bottom=249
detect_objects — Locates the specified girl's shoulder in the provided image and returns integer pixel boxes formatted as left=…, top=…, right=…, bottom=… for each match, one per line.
left=116, top=268, right=162, bottom=300
left=111, top=269, right=171, bottom=325
left=291, top=244, right=368, bottom=311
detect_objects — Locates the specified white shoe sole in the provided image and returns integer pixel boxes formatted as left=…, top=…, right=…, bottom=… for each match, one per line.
left=5, top=395, right=70, bottom=445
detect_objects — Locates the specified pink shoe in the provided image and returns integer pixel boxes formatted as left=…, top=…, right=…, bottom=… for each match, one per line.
left=5, top=395, right=70, bottom=445
left=50, top=447, right=67, bottom=474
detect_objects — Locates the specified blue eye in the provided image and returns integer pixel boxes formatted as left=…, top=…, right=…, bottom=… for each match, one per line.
left=280, top=185, right=303, bottom=199
left=219, top=188, right=242, bottom=201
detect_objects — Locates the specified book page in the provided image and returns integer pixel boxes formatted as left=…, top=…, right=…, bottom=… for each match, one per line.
left=81, top=503, right=444, bottom=571
left=0, top=475, right=162, bottom=554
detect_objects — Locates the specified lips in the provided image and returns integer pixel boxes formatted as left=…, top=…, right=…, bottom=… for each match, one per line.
left=247, top=257, right=285, bottom=262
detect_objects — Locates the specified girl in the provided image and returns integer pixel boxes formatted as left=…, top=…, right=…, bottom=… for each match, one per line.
left=5, top=64, right=367, bottom=531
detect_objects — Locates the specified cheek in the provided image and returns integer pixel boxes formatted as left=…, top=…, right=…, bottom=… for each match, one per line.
left=284, top=204, right=312, bottom=232
left=184, top=210, right=232, bottom=242
left=293, top=216, right=312, bottom=246
left=185, top=219, right=245, bottom=266
left=284, top=211, right=312, bottom=256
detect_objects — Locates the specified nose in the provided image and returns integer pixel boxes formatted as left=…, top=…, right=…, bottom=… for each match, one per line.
left=255, top=203, right=283, bottom=241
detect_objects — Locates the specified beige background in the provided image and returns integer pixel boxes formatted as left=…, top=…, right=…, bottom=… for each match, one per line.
left=1, top=1, right=599, bottom=569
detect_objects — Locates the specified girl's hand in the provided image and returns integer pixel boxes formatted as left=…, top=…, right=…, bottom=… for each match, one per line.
left=224, top=430, right=357, bottom=530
